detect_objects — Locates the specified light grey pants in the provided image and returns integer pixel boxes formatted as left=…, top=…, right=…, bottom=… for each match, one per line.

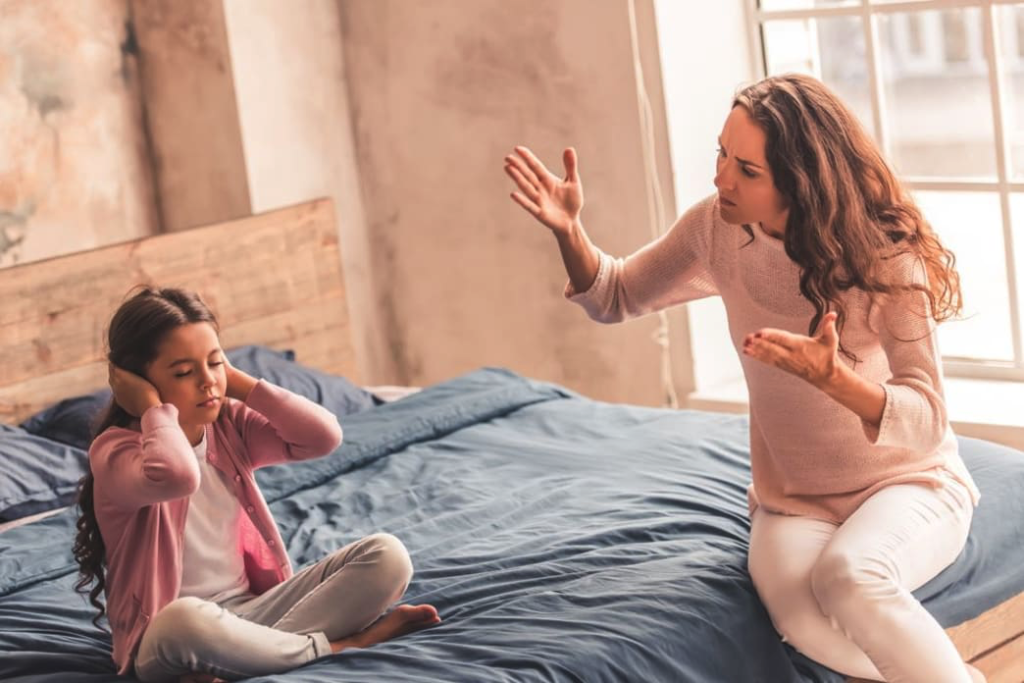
left=134, top=533, right=413, bottom=682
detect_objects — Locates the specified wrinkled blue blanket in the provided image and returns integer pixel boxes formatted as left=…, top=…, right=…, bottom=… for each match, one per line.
left=2, top=368, right=1022, bottom=682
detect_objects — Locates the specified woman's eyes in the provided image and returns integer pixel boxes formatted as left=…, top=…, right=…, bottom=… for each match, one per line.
left=717, top=148, right=758, bottom=178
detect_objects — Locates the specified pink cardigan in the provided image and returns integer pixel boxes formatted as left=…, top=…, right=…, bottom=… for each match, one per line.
left=88, top=380, right=343, bottom=674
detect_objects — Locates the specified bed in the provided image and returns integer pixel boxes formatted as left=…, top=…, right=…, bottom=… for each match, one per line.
left=1, top=200, right=1022, bottom=682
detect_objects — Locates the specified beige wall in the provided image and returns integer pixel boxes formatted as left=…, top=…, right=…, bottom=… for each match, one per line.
left=3, top=0, right=701, bottom=406
left=336, top=0, right=695, bottom=403
left=222, top=0, right=384, bottom=385
left=0, top=0, right=158, bottom=266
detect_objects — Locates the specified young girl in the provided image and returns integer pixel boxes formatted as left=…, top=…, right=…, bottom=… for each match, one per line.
left=73, top=287, right=440, bottom=682
left=504, top=74, right=983, bottom=683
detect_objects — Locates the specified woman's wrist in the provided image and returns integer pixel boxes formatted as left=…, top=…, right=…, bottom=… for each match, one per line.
left=820, top=363, right=885, bottom=426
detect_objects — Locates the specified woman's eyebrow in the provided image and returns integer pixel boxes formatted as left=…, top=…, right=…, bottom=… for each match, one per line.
left=718, top=138, right=764, bottom=170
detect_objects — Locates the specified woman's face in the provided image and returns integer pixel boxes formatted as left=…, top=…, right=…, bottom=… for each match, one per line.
left=713, top=105, right=789, bottom=236
left=146, top=322, right=227, bottom=434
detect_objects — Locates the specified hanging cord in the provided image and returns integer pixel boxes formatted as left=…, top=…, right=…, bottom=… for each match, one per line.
left=627, top=0, right=679, bottom=409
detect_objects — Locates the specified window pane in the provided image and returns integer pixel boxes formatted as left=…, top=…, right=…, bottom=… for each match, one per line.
left=762, top=17, right=875, bottom=138
left=998, top=5, right=1024, bottom=180
left=759, top=0, right=855, bottom=10
left=877, top=9, right=996, bottom=178
left=915, top=192, right=1014, bottom=361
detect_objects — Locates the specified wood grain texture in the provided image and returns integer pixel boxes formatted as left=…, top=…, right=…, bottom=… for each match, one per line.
left=0, top=198, right=356, bottom=424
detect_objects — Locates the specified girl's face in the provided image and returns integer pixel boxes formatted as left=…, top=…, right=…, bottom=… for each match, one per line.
left=713, top=105, right=789, bottom=237
left=146, top=322, right=227, bottom=437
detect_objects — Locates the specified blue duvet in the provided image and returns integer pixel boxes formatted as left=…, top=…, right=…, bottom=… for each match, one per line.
left=2, top=368, right=1022, bottom=682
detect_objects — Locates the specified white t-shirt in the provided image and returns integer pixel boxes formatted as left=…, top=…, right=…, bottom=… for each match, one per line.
left=178, top=430, right=251, bottom=603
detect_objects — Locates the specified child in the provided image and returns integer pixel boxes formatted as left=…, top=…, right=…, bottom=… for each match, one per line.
left=505, top=74, right=983, bottom=682
left=73, top=287, right=440, bottom=682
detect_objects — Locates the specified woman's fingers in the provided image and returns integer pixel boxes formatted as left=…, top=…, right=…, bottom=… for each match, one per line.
left=510, top=190, right=541, bottom=216
left=515, top=146, right=554, bottom=189
left=750, top=328, right=802, bottom=351
left=504, top=163, right=540, bottom=202
left=505, top=152, right=541, bottom=189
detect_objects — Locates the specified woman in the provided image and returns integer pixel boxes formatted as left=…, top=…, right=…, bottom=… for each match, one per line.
left=504, top=73, right=983, bottom=683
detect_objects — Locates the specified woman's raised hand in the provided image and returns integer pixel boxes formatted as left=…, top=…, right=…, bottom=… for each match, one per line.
left=108, top=364, right=162, bottom=417
left=504, top=146, right=584, bottom=237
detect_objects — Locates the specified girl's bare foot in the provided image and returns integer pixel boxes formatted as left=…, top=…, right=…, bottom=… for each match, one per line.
left=178, top=674, right=227, bottom=683
left=966, top=663, right=986, bottom=683
left=330, top=604, right=441, bottom=653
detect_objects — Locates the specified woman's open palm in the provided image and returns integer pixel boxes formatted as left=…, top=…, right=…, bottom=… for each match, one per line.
left=504, top=146, right=583, bottom=236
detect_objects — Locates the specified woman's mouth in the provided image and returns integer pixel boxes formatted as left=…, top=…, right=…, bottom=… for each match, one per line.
left=197, top=397, right=220, bottom=408
left=720, top=196, right=737, bottom=207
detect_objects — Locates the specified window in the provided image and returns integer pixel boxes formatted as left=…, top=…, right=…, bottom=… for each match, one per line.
left=752, top=0, right=1024, bottom=381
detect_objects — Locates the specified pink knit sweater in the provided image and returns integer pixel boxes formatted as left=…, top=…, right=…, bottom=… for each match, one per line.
left=567, top=194, right=980, bottom=523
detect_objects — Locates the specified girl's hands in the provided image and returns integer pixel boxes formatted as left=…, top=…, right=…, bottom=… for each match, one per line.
left=223, top=355, right=258, bottom=401
left=108, top=365, right=162, bottom=417
left=742, top=312, right=842, bottom=390
left=504, top=146, right=584, bottom=237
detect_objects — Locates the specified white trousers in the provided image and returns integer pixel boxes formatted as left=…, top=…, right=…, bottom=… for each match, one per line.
left=748, top=474, right=975, bottom=683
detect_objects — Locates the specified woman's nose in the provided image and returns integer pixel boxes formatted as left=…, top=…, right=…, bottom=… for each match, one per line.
left=714, top=165, right=734, bottom=192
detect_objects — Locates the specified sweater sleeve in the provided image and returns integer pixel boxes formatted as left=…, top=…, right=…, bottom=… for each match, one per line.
left=862, top=256, right=949, bottom=453
left=90, top=404, right=200, bottom=510
left=565, top=195, right=719, bottom=323
left=235, top=379, right=344, bottom=469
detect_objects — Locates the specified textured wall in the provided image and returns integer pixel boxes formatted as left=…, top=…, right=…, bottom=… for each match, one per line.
left=1, top=0, right=698, bottom=405
left=222, top=0, right=384, bottom=384
left=0, top=0, right=158, bottom=267
left=337, top=0, right=694, bottom=403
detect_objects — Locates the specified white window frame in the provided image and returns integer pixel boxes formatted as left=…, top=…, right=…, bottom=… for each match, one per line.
left=746, top=0, right=1024, bottom=382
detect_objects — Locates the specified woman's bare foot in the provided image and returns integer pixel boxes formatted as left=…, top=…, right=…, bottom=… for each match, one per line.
left=966, top=663, right=986, bottom=683
left=330, top=604, right=441, bottom=653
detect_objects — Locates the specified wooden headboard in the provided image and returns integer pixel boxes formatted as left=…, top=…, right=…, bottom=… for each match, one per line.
left=0, top=199, right=358, bottom=425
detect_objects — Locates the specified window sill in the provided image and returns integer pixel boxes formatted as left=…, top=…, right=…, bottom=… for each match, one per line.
left=686, top=377, right=1024, bottom=452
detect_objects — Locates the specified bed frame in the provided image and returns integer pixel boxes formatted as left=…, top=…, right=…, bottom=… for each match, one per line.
left=0, top=201, right=1019, bottom=681
left=0, top=199, right=358, bottom=426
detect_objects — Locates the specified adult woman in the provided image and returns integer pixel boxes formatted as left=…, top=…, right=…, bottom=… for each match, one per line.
left=504, top=73, right=982, bottom=683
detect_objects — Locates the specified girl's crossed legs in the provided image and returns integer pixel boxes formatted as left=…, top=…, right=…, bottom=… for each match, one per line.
left=135, top=533, right=439, bottom=682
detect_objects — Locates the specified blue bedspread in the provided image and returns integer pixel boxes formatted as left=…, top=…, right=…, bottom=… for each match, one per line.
left=1, top=368, right=1022, bottom=682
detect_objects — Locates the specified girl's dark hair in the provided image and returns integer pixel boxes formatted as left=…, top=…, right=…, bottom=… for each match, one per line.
left=74, top=287, right=218, bottom=628
left=733, top=73, right=962, bottom=357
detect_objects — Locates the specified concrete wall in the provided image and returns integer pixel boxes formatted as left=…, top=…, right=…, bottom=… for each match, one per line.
left=3, top=0, right=704, bottom=406
left=222, top=0, right=384, bottom=385
left=336, top=0, right=695, bottom=403
left=0, top=0, right=158, bottom=266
